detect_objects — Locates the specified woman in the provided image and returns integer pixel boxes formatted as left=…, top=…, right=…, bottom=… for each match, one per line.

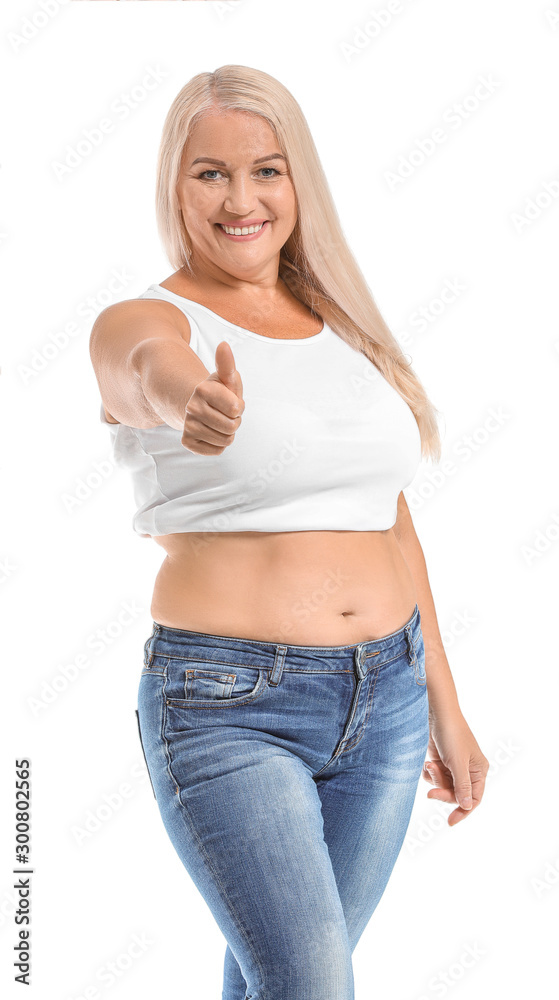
left=89, top=65, right=489, bottom=1000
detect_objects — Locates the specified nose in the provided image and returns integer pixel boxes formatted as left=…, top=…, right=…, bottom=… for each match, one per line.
left=223, top=173, right=258, bottom=217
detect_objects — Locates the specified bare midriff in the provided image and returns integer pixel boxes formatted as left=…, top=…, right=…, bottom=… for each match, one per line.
left=114, top=272, right=417, bottom=645
left=150, top=529, right=417, bottom=645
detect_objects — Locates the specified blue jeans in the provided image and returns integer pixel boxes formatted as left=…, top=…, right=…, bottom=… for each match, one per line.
left=136, top=603, right=429, bottom=1000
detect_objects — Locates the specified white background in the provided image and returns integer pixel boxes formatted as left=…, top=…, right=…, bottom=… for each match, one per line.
left=1, top=0, right=558, bottom=997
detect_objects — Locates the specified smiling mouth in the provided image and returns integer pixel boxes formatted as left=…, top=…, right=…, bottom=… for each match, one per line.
left=217, top=221, right=268, bottom=236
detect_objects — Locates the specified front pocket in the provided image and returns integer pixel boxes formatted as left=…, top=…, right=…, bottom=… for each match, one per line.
left=184, top=668, right=236, bottom=701
left=165, top=661, right=269, bottom=710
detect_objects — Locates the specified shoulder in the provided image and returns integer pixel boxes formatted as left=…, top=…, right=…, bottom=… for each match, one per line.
left=90, top=297, right=192, bottom=426
left=91, top=295, right=191, bottom=346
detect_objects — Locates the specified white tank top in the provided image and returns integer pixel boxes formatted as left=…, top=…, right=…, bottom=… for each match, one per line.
left=100, top=283, right=422, bottom=536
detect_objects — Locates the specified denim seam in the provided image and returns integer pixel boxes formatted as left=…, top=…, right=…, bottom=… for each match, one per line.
left=134, top=709, right=157, bottom=800
left=155, top=652, right=267, bottom=668
left=161, top=678, right=180, bottom=797
left=144, top=653, right=169, bottom=671
left=149, top=654, right=406, bottom=682
left=312, top=667, right=375, bottom=777
left=268, top=654, right=403, bottom=673
left=337, top=672, right=361, bottom=747
left=161, top=703, right=267, bottom=994
left=337, top=663, right=381, bottom=756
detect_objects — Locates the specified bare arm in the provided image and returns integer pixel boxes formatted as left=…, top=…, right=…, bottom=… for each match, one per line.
left=89, top=299, right=210, bottom=430
left=392, top=490, right=490, bottom=824
left=392, top=490, right=461, bottom=721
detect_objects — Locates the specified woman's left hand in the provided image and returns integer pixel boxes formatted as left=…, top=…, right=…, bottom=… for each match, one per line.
left=422, top=711, right=489, bottom=826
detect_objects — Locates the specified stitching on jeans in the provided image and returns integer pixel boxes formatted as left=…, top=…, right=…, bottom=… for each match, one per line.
left=144, top=654, right=169, bottom=672
left=187, top=669, right=236, bottom=682
left=311, top=664, right=380, bottom=778
left=155, top=652, right=265, bottom=669
left=165, top=670, right=269, bottom=711
left=374, top=649, right=406, bottom=669
left=149, top=638, right=417, bottom=674
left=337, top=663, right=381, bottom=756
left=184, top=669, right=235, bottom=701
left=161, top=710, right=267, bottom=993
left=153, top=654, right=407, bottom=681
left=135, top=709, right=157, bottom=799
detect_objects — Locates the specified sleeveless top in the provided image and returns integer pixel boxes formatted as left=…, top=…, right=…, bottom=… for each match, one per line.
left=99, top=283, right=422, bottom=537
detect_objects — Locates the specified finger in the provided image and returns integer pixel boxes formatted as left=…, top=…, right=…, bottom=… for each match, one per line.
left=424, top=760, right=482, bottom=824
left=426, top=787, right=458, bottom=804
left=425, top=778, right=480, bottom=807
left=425, top=758, right=473, bottom=810
left=184, top=413, right=237, bottom=448
left=184, top=410, right=239, bottom=448
left=427, top=789, right=478, bottom=826
left=423, top=761, right=452, bottom=788
left=452, top=766, right=474, bottom=811
left=422, top=762, right=436, bottom=783
left=469, top=769, right=488, bottom=806
left=215, top=341, right=243, bottom=399
left=447, top=805, right=473, bottom=827
left=182, top=439, right=229, bottom=457
left=200, top=381, right=244, bottom=423
left=423, top=761, right=459, bottom=804
left=447, top=780, right=485, bottom=825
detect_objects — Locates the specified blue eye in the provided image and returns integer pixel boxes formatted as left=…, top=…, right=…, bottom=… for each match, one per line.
left=197, top=167, right=280, bottom=180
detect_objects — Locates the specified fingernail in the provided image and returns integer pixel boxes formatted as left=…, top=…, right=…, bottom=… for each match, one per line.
left=462, top=796, right=472, bottom=809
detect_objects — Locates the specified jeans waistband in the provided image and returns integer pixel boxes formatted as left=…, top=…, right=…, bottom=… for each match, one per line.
left=144, top=604, right=421, bottom=678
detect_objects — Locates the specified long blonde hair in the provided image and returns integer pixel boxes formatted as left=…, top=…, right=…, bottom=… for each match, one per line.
left=155, top=65, right=442, bottom=462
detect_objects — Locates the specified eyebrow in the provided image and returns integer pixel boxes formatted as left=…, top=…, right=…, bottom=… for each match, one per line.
left=189, top=153, right=288, bottom=168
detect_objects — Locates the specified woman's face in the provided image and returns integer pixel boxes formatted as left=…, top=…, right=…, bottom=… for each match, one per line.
left=176, top=108, right=298, bottom=282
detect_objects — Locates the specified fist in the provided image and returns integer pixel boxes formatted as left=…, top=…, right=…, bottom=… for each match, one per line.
left=182, top=341, right=245, bottom=455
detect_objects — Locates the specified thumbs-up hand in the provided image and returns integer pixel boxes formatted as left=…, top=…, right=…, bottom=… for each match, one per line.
left=182, top=341, right=245, bottom=455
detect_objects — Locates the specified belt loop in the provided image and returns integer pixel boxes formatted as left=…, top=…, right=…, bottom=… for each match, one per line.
left=143, top=622, right=160, bottom=668
left=269, top=645, right=287, bottom=686
left=354, top=644, right=367, bottom=681
left=404, top=624, right=416, bottom=665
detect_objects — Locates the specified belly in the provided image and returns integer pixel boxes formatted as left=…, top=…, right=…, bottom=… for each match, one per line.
left=150, top=529, right=417, bottom=644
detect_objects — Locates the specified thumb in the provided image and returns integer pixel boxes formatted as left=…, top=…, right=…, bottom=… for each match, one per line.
left=215, top=341, right=243, bottom=398
left=453, top=768, right=473, bottom=810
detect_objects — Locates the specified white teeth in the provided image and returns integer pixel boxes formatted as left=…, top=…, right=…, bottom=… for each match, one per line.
left=220, top=222, right=265, bottom=236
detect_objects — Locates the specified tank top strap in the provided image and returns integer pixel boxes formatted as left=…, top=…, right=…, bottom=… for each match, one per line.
left=138, top=284, right=201, bottom=355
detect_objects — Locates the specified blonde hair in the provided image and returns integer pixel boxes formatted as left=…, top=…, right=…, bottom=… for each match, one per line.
left=155, top=65, right=442, bottom=462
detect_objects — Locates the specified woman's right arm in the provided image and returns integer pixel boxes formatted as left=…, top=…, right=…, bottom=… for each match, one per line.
left=89, top=299, right=210, bottom=431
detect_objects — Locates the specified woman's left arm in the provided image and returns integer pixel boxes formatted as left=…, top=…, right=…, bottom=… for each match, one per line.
left=392, top=491, right=489, bottom=826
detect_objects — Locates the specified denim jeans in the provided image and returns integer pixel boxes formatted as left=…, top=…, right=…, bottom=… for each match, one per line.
left=136, top=602, right=429, bottom=1000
